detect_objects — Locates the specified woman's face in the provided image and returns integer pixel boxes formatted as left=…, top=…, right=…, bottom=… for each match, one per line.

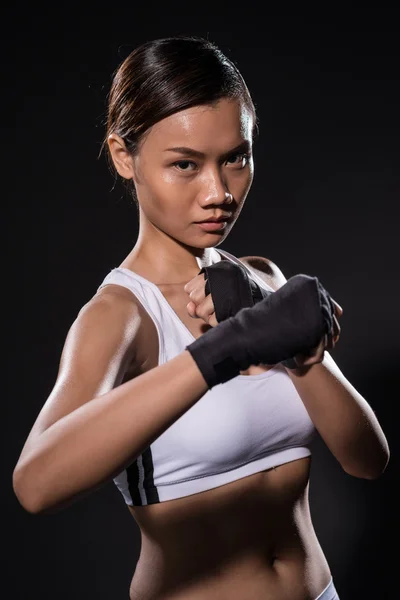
left=131, top=98, right=254, bottom=248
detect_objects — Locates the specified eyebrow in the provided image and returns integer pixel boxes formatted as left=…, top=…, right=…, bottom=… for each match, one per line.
left=164, top=140, right=251, bottom=160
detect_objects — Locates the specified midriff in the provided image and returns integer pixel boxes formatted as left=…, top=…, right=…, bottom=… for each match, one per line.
left=127, top=456, right=332, bottom=599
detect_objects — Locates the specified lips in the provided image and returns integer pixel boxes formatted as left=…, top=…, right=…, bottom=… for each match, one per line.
left=196, top=216, right=231, bottom=223
left=196, top=221, right=228, bottom=232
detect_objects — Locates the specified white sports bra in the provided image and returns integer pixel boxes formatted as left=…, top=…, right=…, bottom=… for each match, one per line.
left=97, top=247, right=316, bottom=506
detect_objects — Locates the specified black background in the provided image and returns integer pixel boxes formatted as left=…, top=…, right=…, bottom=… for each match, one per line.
left=3, top=6, right=399, bottom=600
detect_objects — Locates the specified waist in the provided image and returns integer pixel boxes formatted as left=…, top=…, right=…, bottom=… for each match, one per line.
left=130, top=524, right=331, bottom=600
left=128, top=457, right=331, bottom=598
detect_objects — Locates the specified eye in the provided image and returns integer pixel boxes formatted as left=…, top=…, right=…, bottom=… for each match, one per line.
left=173, top=160, right=197, bottom=172
left=226, top=153, right=251, bottom=168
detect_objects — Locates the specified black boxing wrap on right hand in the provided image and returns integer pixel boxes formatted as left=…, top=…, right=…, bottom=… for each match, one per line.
left=185, top=274, right=334, bottom=389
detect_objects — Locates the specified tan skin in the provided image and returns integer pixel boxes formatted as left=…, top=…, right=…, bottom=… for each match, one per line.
left=106, top=98, right=345, bottom=599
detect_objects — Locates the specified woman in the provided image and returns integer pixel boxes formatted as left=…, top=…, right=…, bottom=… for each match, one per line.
left=13, top=36, right=389, bottom=599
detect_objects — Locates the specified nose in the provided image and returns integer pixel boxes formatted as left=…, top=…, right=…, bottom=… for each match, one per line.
left=199, top=168, right=233, bottom=207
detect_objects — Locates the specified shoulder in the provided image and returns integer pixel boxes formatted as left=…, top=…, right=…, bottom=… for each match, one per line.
left=238, top=256, right=288, bottom=292
left=76, top=283, right=141, bottom=328
left=60, top=285, right=142, bottom=373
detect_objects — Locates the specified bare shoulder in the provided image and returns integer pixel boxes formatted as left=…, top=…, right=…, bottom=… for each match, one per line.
left=61, top=284, right=143, bottom=377
left=239, top=255, right=288, bottom=291
left=94, top=280, right=142, bottom=307
left=69, top=283, right=142, bottom=355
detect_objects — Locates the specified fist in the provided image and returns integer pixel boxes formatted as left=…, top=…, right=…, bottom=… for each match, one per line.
left=293, top=298, right=343, bottom=367
left=184, top=273, right=219, bottom=327
left=184, top=271, right=344, bottom=369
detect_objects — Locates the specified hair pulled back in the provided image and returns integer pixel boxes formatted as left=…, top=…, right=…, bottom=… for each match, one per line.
left=102, top=35, right=258, bottom=201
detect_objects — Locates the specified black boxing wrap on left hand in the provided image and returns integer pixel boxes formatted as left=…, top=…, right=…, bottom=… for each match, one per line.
left=198, top=261, right=335, bottom=369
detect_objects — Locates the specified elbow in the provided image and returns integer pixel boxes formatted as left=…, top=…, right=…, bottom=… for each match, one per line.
left=13, top=464, right=92, bottom=515
left=343, top=448, right=391, bottom=481
left=12, top=465, right=45, bottom=515
left=365, top=450, right=391, bottom=480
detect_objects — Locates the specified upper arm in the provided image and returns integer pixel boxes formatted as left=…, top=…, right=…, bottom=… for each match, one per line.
left=17, top=287, right=142, bottom=463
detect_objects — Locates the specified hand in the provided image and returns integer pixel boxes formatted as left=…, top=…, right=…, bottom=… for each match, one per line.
left=292, top=299, right=343, bottom=368
left=184, top=273, right=218, bottom=327
left=184, top=273, right=344, bottom=367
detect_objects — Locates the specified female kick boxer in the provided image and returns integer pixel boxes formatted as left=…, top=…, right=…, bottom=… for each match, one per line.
left=12, top=36, right=389, bottom=600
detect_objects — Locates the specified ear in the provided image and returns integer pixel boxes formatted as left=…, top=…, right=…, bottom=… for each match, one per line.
left=107, top=133, right=136, bottom=180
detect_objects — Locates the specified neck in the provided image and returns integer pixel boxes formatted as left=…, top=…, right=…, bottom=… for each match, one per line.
left=121, top=217, right=221, bottom=284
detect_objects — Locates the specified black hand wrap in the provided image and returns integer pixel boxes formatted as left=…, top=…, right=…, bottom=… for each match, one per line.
left=186, top=273, right=335, bottom=389
left=198, top=261, right=296, bottom=368
left=199, top=260, right=269, bottom=320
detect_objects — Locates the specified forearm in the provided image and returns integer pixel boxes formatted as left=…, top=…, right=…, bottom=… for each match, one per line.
left=13, top=350, right=207, bottom=514
left=285, top=352, right=390, bottom=479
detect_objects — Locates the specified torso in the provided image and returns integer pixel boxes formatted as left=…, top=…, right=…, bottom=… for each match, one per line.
left=103, top=254, right=332, bottom=600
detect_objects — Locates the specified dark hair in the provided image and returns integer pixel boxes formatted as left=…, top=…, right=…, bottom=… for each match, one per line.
left=101, top=35, right=258, bottom=205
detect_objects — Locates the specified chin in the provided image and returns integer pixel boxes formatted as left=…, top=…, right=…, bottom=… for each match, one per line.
left=170, top=223, right=232, bottom=250
left=195, top=233, right=230, bottom=247
left=178, top=235, right=226, bottom=252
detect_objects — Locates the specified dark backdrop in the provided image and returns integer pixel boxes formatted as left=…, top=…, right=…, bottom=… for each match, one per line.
left=3, top=8, right=398, bottom=600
